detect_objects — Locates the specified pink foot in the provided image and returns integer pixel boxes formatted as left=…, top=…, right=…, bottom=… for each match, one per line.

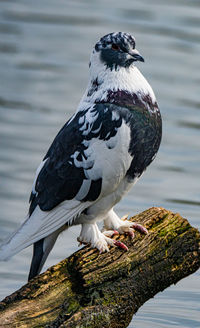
left=114, top=240, right=128, bottom=251
left=131, top=223, right=148, bottom=235
left=103, top=230, right=119, bottom=237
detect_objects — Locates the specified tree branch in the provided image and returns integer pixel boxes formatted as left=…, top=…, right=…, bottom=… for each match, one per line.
left=0, top=207, right=200, bottom=328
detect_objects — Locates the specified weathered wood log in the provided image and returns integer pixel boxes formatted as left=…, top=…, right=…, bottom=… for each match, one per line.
left=0, top=207, right=200, bottom=328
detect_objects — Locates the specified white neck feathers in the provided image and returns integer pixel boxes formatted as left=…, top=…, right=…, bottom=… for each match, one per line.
left=77, top=50, right=156, bottom=111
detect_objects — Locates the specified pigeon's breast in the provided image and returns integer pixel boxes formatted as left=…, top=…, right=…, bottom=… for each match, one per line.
left=99, top=89, right=162, bottom=180
left=103, top=89, right=159, bottom=114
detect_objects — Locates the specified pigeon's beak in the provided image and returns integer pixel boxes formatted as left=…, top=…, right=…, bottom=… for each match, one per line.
left=128, top=49, right=145, bottom=62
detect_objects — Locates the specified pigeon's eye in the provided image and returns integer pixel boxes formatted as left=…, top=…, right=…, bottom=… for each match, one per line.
left=111, top=44, right=119, bottom=51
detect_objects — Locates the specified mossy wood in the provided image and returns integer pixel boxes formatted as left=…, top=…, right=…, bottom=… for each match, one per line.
left=0, top=207, right=200, bottom=328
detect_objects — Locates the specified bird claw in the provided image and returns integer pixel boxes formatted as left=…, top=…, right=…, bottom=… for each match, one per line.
left=113, top=240, right=128, bottom=251
left=103, top=230, right=119, bottom=237
left=77, top=231, right=128, bottom=253
left=131, top=223, right=148, bottom=235
left=106, top=217, right=148, bottom=242
left=77, top=237, right=90, bottom=247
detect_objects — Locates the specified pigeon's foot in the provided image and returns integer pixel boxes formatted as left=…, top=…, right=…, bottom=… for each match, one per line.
left=112, top=221, right=148, bottom=239
left=103, top=209, right=148, bottom=240
left=78, top=223, right=128, bottom=253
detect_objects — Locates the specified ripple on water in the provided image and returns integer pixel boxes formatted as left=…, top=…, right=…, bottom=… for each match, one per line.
left=3, top=10, right=102, bottom=26
left=0, top=42, right=18, bottom=53
left=166, top=199, right=200, bottom=207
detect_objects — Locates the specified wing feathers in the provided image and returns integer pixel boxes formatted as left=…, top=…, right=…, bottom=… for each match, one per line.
left=0, top=201, right=87, bottom=261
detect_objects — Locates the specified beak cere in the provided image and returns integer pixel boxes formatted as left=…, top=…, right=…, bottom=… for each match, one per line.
left=129, top=49, right=145, bottom=62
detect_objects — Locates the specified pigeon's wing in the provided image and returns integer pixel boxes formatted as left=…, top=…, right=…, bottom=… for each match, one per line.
left=0, top=103, right=133, bottom=260
left=29, top=103, right=133, bottom=215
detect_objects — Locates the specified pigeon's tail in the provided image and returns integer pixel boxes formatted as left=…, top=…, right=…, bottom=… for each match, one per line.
left=28, top=227, right=64, bottom=281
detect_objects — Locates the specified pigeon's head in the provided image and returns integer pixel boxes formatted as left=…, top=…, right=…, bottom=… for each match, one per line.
left=92, top=32, right=144, bottom=71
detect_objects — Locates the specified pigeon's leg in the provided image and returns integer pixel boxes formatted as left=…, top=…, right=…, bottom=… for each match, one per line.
left=103, top=208, right=148, bottom=239
left=77, top=223, right=128, bottom=253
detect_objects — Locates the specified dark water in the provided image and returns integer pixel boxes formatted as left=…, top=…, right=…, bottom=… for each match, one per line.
left=0, top=0, right=200, bottom=327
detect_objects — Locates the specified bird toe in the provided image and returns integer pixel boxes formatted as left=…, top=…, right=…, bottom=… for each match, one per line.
left=131, top=223, right=148, bottom=235
left=102, top=230, right=119, bottom=237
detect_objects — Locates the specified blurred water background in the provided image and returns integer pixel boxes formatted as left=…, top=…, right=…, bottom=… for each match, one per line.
left=0, top=0, right=199, bottom=327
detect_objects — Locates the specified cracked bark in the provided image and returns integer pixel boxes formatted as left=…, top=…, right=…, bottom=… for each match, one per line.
left=0, top=207, right=200, bottom=328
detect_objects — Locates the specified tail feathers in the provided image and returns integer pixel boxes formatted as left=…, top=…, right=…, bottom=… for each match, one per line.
left=28, top=239, right=44, bottom=281
left=28, top=228, right=63, bottom=281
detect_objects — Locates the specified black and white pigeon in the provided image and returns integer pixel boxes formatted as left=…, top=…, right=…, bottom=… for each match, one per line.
left=0, top=32, right=162, bottom=281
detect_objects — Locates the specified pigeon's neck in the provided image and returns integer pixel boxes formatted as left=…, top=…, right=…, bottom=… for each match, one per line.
left=78, top=55, right=157, bottom=112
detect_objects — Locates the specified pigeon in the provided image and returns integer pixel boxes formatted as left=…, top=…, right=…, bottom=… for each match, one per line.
left=0, top=32, right=162, bottom=281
